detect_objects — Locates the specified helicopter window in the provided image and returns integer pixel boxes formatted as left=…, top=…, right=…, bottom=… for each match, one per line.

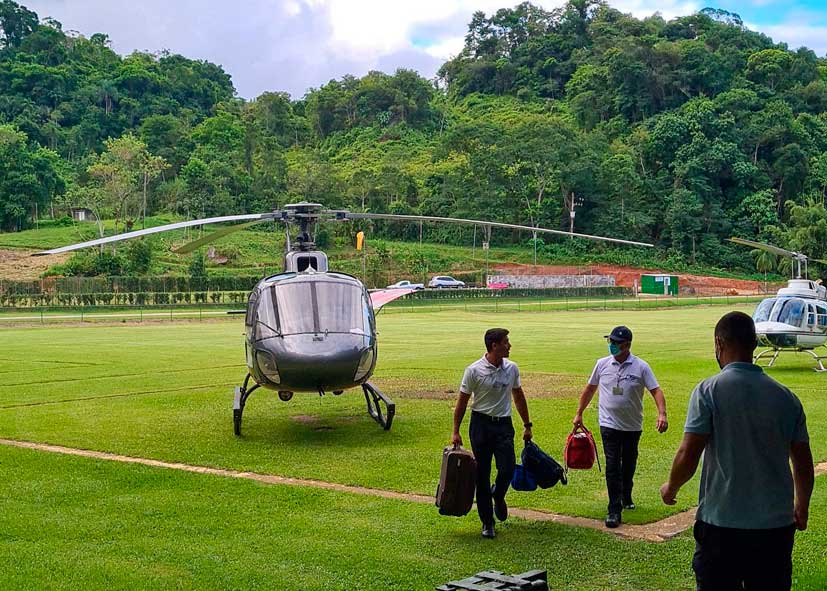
left=817, top=306, right=827, bottom=327
left=272, top=283, right=316, bottom=335
left=316, top=282, right=368, bottom=334
left=245, top=291, right=259, bottom=327
left=753, top=298, right=776, bottom=323
left=774, top=298, right=806, bottom=328
left=808, top=304, right=816, bottom=326
left=254, top=287, right=281, bottom=339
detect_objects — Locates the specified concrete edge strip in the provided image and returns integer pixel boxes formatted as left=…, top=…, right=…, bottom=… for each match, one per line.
left=2, top=438, right=823, bottom=543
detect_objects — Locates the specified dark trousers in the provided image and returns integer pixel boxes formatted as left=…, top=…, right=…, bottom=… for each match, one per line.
left=469, top=411, right=515, bottom=526
left=692, top=520, right=795, bottom=591
left=599, top=426, right=642, bottom=514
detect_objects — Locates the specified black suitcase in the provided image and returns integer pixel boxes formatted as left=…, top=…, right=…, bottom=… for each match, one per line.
left=435, top=445, right=477, bottom=516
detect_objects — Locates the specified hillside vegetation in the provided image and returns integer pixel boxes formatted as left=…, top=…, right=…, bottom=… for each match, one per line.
left=1, top=0, right=826, bottom=279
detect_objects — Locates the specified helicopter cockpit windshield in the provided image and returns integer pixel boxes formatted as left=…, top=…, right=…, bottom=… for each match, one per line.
left=774, top=298, right=806, bottom=328
left=253, top=281, right=372, bottom=339
left=753, top=298, right=776, bottom=323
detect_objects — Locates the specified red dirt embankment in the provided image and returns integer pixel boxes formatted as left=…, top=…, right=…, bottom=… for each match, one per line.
left=492, top=263, right=781, bottom=296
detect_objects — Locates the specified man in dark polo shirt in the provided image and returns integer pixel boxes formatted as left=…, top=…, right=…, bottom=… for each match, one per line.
left=661, top=311, right=814, bottom=590
left=451, top=328, right=533, bottom=539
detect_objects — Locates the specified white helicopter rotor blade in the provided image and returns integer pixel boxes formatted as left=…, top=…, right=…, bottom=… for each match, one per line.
left=728, top=237, right=798, bottom=259
left=33, top=213, right=275, bottom=256
left=342, top=212, right=653, bottom=248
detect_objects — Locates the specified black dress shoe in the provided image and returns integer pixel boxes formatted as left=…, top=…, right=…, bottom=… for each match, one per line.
left=481, top=524, right=496, bottom=539
left=494, top=497, right=508, bottom=522
left=605, top=513, right=621, bottom=528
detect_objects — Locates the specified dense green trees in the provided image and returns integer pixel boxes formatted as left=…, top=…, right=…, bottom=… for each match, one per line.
left=2, top=0, right=827, bottom=276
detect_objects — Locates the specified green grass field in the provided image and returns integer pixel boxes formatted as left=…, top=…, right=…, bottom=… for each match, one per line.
left=1, top=305, right=825, bottom=589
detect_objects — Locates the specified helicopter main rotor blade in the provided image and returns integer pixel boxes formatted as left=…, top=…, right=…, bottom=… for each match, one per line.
left=728, top=237, right=799, bottom=259
left=173, top=220, right=267, bottom=254
left=33, top=213, right=276, bottom=256
left=342, top=212, right=654, bottom=248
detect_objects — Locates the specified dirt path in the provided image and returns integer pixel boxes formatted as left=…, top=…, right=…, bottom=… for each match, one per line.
left=4, top=438, right=823, bottom=542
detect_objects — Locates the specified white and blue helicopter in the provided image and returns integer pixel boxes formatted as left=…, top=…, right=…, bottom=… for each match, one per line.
left=731, top=237, right=827, bottom=371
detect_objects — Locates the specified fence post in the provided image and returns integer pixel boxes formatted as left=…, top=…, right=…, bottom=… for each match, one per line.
left=40, top=307, right=43, bottom=324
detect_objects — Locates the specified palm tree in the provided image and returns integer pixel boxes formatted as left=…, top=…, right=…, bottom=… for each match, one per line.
left=753, top=249, right=777, bottom=293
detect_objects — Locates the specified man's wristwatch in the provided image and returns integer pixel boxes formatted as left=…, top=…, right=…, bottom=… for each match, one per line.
left=524, top=422, right=533, bottom=428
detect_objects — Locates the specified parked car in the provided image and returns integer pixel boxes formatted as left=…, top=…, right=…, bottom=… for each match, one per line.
left=386, top=280, right=424, bottom=290
left=428, top=275, right=466, bottom=289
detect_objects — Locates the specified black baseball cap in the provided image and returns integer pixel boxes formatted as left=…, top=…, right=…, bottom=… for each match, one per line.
left=605, top=326, right=633, bottom=343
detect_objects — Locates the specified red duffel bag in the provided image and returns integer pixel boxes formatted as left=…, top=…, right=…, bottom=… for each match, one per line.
left=564, top=425, right=601, bottom=471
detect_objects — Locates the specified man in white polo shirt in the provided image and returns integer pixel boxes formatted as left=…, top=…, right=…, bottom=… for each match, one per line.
left=451, top=328, right=533, bottom=539
left=573, top=325, right=667, bottom=528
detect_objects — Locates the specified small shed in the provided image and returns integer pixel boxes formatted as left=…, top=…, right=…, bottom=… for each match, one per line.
left=640, top=274, right=679, bottom=296
left=69, top=207, right=94, bottom=222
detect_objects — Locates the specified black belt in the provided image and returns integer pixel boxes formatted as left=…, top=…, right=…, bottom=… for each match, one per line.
left=472, top=411, right=511, bottom=423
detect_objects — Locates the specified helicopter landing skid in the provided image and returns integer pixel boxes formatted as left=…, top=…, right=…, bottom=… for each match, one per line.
left=805, top=349, right=827, bottom=372
left=362, top=382, right=395, bottom=430
left=754, top=348, right=782, bottom=368
left=755, top=348, right=827, bottom=372
left=233, top=374, right=260, bottom=436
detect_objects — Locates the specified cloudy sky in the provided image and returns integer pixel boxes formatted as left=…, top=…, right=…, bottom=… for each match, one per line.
left=21, top=0, right=827, bottom=100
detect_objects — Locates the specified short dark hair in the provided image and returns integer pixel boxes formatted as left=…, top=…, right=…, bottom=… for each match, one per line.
left=715, top=311, right=757, bottom=352
left=485, top=328, right=509, bottom=352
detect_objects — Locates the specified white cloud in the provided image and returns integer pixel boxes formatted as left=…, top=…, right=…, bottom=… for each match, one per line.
left=756, top=22, right=827, bottom=56
left=18, top=0, right=826, bottom=100
left=423, top=36, right=466, bottom=60
left=612, top=0, right=702, bottom=20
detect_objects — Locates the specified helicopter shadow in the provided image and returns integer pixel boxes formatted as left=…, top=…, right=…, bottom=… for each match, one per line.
left=233, top=408, right=401, bottom=448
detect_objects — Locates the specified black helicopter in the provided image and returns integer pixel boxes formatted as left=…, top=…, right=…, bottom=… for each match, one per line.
left=36, top=202, right=653, bottom=433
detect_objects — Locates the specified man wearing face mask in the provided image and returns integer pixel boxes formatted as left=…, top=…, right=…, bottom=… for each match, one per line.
left=573, top=325, right=667, bottom=528
left=661, top=312, right=812, bottom=590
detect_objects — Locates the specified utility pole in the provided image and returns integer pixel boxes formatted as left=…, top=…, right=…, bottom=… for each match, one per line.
left=568, top=192, right=584, bottom=236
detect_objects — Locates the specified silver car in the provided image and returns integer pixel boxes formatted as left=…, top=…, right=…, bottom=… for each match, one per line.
left=428, top=275, right=466, bottom=289
left=386, top=280, right=424, bottom=290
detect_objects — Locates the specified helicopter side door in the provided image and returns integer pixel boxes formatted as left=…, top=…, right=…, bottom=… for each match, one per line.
left=817, top=304, right=827, bottom=333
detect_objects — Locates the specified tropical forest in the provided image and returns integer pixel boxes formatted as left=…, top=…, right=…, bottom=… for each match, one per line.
left=2, top=0, right=827, bottom=281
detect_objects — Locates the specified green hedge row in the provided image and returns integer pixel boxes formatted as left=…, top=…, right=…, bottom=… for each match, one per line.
left=1, top=291, right=250, bottom=308
left=0, top=275, right=265, bottom=296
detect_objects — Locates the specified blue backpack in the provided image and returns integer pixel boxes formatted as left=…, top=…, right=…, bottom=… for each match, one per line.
left=511, top=463, right=537, bottom=491
left=521, top=440, right=567, bottom=489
